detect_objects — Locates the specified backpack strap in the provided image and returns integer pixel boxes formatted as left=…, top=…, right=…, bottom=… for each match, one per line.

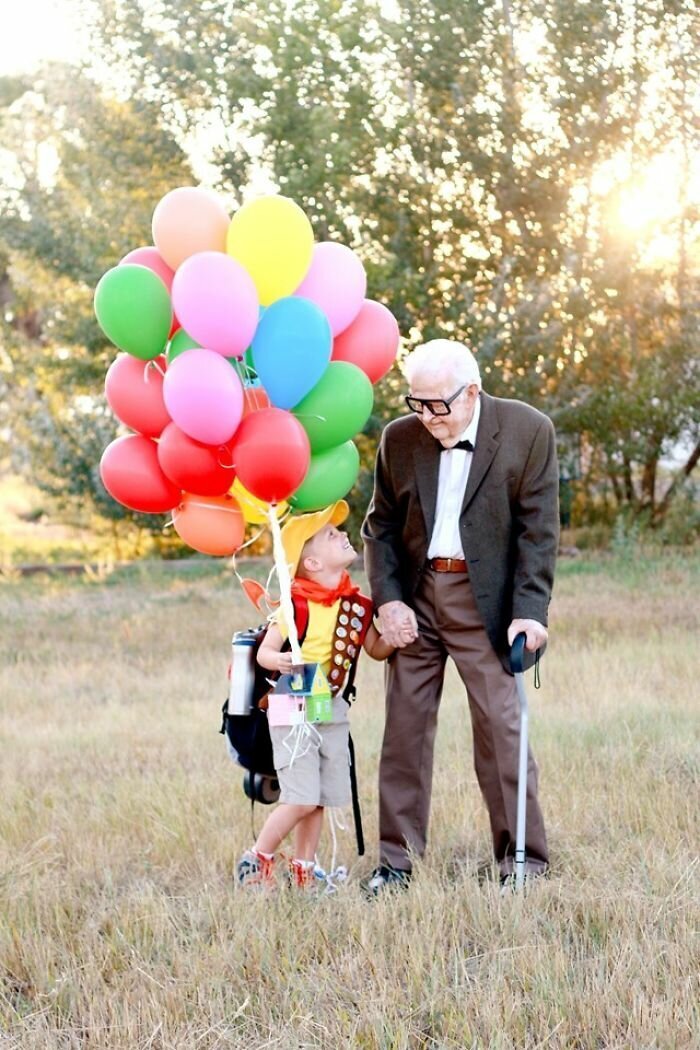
left=290, top=593, right=310, bottom=647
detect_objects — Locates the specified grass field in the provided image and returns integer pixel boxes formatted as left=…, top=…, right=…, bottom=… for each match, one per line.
left=1, top=551, right=698, bottom=1049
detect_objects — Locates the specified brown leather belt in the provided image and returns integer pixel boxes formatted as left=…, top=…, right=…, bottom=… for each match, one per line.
left=427, top=557, right=468, bottom=573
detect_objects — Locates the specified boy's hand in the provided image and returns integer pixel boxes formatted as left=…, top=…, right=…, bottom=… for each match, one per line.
left=276, top=652, right=295, bottom=674
left=378, top=601, right=419, bottom=648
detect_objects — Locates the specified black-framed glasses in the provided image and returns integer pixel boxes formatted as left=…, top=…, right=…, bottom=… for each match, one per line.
left=405, top=385, right=466, bottom=416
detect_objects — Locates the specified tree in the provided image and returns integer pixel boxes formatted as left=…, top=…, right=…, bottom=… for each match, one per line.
left=89, top=0, right=699, bottom=525
left=3, top=0, right=697, bottom=539
left=0, top=62, right=194, bottom=533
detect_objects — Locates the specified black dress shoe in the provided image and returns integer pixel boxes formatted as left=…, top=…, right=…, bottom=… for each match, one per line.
left=361, top=865, right=412, bottom=897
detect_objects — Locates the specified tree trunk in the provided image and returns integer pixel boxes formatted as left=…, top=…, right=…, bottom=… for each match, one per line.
left=654, top=439, right=700, bottom=523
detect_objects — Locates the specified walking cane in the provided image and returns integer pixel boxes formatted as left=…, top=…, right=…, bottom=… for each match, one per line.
left=510, top=632, right=531, bottom=892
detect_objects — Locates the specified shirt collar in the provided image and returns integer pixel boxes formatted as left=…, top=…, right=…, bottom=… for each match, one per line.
left=459, top=393, right=480, bottom=447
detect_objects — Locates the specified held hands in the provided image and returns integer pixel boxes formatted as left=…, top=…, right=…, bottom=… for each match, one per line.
left=507, top=618, right=548, bottom=652
left=378, top=600, right=419, bottom=649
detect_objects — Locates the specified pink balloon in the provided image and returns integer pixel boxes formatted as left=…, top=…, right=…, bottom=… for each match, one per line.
left=119, top=246, right=174, bottom=292
left=332, top=299, right=400, bottom=383
left=163, top=348, right=244, bottom=445
left=172, top=251, right=259, bottom=358
left=105, top=353, right=171, bottom=438
left=294, top=242, right=367, bottom=336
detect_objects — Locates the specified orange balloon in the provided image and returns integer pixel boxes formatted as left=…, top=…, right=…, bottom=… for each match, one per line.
left=172, top=492, right=244, bottom=557
left=152, top=187, right=230, bottom=271
left=241, top=386, right=271, bottom=418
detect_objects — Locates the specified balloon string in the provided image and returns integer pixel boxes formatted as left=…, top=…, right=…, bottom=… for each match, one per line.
left=243, top=388, right=267, bottom=412
left=232, top=487, right=288, bottom=518
left=292, top=413, right=328, bottom=423
left=268, top=504, right=303, bottom=666
left=231, top=490, right=262, bottom=513
left=230, top=524, right=266, bottom=558
left=144, top=359, right=166, bottom=382
left=230, top=356, right=246, bottom=384
left=232, top=356, right=259, bottom=397
left=264, top=561, right=278, bottom=600
left=173, top=501, right=241, bottom=516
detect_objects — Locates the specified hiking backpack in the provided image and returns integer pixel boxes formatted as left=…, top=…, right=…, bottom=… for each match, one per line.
left=220, top=595, right=309, bottom=804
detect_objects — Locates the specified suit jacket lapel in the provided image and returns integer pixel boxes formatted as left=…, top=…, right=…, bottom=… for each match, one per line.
left=461, top=392, right=500, bottom=514
left=413, top=433, right=441, bottom=538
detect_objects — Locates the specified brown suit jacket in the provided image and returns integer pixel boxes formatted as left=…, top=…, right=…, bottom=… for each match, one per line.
left=361, top=392, right=559, bottom=671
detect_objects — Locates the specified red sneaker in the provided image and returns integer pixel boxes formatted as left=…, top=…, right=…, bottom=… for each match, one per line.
left=290, top=858, right=317, bottom=892
left=236, top=849, right=275, bottom=891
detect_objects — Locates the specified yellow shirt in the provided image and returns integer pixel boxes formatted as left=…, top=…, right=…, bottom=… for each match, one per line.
left=274, top=599, right=340, bottom=674
left=274, top=599, right=348, bottom=724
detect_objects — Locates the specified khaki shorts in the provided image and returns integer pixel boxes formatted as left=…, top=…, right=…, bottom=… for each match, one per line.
left=269, top=721, right=351, bottom=807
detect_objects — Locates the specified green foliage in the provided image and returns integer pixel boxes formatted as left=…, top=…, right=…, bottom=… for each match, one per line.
left=0, top=64, right=193, bottom=534
left=90, top=0, right=699, bottom=524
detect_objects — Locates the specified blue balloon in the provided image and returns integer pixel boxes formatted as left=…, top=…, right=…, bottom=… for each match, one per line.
left=252, top=297, right=332, bottom=410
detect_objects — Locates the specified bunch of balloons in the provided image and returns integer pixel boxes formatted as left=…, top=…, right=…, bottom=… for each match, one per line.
left=95, top=188, right=400, bottom=556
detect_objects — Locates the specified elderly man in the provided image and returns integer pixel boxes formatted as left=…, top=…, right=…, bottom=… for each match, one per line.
left=361, top=339, right=559, bottom=893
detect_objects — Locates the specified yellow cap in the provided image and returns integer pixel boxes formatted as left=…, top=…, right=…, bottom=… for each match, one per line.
left=280, top=500, right=350, bottom=577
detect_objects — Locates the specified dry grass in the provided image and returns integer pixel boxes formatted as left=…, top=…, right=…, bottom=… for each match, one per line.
left=1, top=552, right=698, bottom=1049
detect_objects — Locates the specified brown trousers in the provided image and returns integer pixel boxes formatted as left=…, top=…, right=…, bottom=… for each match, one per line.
left=379, top=569, right=549, bottom=876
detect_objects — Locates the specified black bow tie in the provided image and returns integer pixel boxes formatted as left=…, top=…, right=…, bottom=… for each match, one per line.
left=440, top=438, right=474, bottom=452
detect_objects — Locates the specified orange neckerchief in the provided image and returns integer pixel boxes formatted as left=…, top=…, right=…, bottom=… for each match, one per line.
left=291, top=571, right=360, bottom=607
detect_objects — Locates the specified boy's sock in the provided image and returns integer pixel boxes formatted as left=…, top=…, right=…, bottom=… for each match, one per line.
left=236, top=848, right=275, bottom=890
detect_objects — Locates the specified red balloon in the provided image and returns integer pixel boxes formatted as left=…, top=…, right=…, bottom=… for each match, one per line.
left=105, top=354, right=171, bottom=438
left=100, top=434, right=181, bottom=513
left=157, top=422, right=235, bottom=497
left=331, top=299, right=400, bottom=384
left=233, top=408, right=310, bottom=503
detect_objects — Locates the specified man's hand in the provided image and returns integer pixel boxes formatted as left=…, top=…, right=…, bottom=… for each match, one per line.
left=378, top=600, right=419, bottom=649
left=507, top=618, right=547, bottom=652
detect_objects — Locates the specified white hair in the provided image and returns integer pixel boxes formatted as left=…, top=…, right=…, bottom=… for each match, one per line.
left=403, top=339, right=482, bottom=390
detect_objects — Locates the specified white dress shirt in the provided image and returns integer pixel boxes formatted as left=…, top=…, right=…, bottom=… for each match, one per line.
left=427, top=395, right=481, bottom=559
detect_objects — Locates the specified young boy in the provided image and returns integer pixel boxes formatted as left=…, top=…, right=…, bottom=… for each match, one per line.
left=236, top=499, right=393, bottom=890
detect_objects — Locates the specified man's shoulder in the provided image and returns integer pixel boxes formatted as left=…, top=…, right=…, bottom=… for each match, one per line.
left=485, top=393, right=554, bottom=435
left=381, top=414, right=424, bottom=445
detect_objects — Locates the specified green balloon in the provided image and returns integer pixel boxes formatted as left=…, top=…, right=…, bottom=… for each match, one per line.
left=166, top=327, right=200, bottom=365
left=290, top=441, right=360, bottom=511
left=94, top=264, right=172, bottom=361
left=293, top=361, right=373, bottom=453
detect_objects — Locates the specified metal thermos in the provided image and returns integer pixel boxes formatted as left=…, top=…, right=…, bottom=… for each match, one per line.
left=228, top=630, right=258, bottom=715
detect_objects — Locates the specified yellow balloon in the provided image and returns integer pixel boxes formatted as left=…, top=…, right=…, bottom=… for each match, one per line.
left=232, top=478, right=288, bottom=525
left=226, top=196, right=314, bottom=306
